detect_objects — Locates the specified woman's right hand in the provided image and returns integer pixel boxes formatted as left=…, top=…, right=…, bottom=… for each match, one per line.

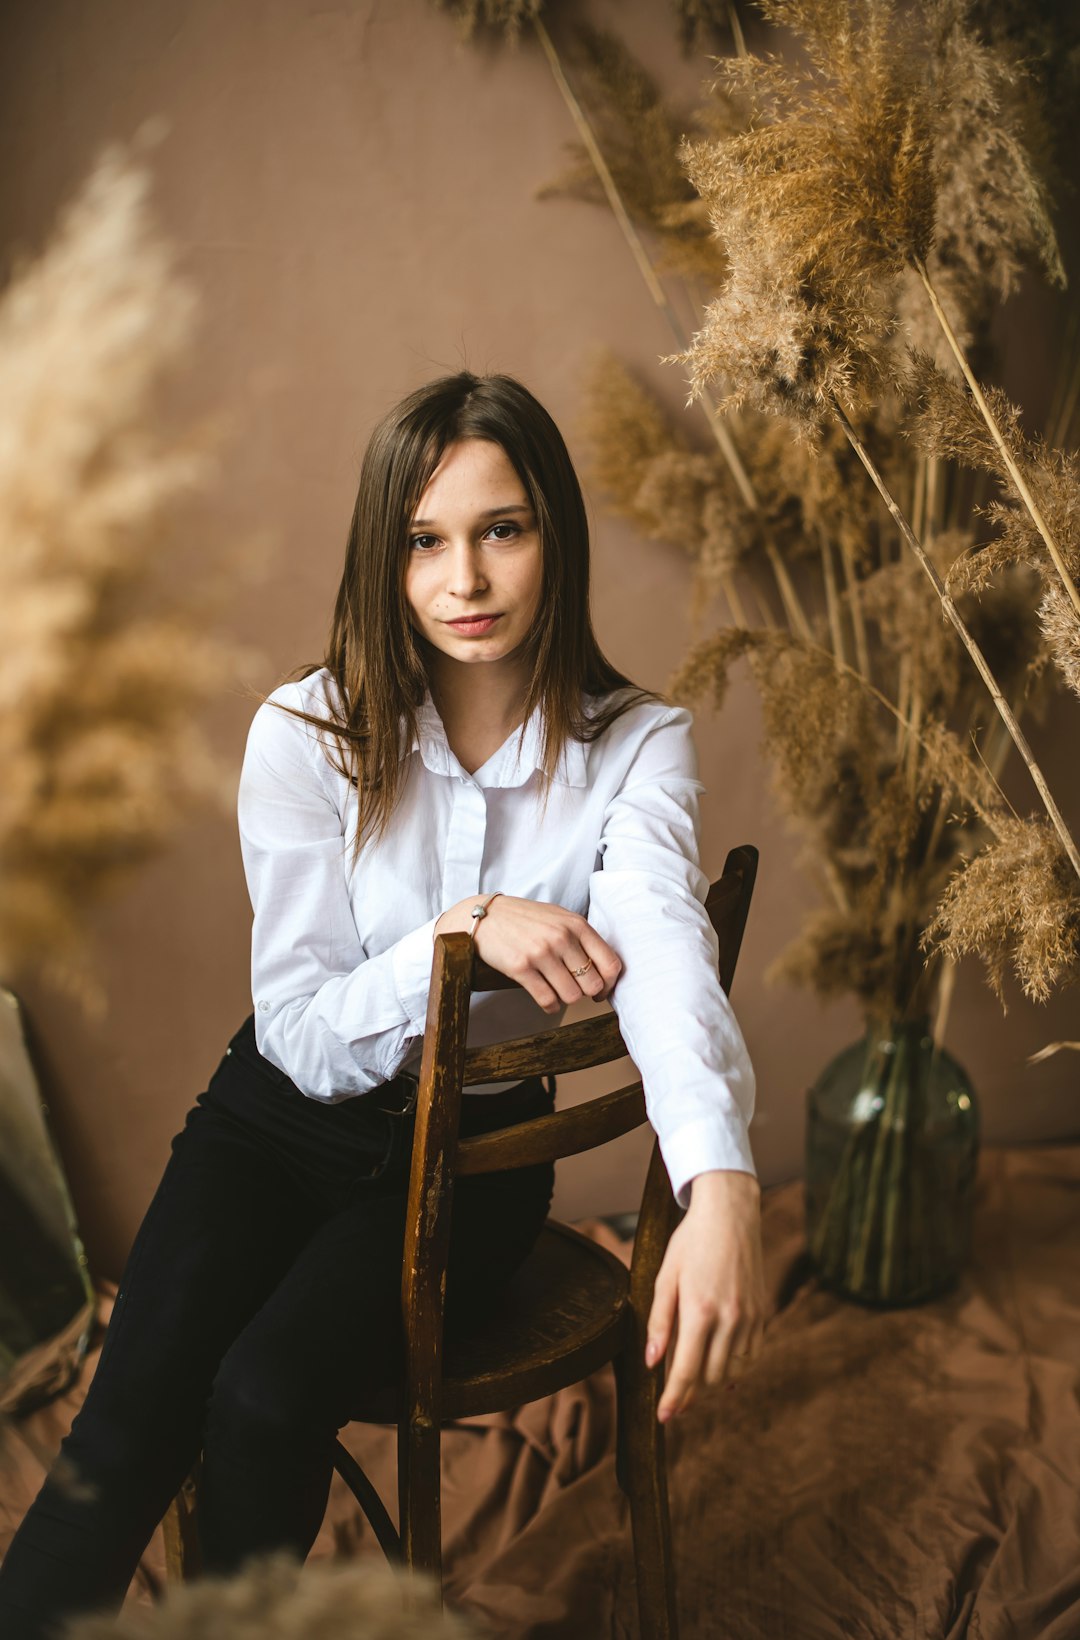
left=433, top=895, right=622, bottom=1014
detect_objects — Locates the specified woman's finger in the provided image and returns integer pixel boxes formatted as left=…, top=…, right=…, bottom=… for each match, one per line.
left=534, top=951, right=588, bottom=1007
left=657, top=1306, right=713, bottom=1422
left=576, top=927, right=622, bottom=999
left=706, top=1318, right=765, bottom=1389
left=646, top=1274, right=678, bottom=1370
left=561, top=945, right=607, bottom=1000
left=517, top=969, right=564, bottom=1015
left=473, top=899, right=621, bottom=1004
left=704, top=1321, right=744, bottom=1387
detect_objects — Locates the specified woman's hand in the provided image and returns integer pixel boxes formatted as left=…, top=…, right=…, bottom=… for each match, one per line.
left=646, top=1169, right=767, bottom=1422
left=434, top=894, right=622, bottom=1011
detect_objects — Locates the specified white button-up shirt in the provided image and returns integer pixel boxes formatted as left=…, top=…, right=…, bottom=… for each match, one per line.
left=237, top=670, right=756, bottom=1208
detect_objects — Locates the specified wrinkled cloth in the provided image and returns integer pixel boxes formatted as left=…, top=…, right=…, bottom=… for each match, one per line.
left=4, top=1145, right=1080, bottom=1638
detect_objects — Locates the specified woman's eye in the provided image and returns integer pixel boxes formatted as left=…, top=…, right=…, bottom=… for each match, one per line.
left=409, top=534, right=439, bottom=552
left=487, top=522, right=520, bottom=542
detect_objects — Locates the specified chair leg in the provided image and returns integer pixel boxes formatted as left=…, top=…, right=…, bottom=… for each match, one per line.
left=614, top=1346, right=679, bottom=1640
left=333, top=1440, right=403, bottom=1565
left=397, top=1411, right=443, bottom=1594
left=161, top=1463, right=202, bottom=1585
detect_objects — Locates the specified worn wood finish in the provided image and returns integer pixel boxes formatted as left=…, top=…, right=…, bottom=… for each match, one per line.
left=613, top=1328, right=678, bottom=1636
left=462, top=1010, right=626, bottom=1084
left=351, top=1220, right=634, bottom=1422
left=348, top=1222, right=636, bottom=1422
left=163, top=845, right=760, bottom=1640
left=441, top=1223, right=631, bottom=1415
left=618, top=1139, right=683, bottom=1634
left=709, top=845, right=757, bottom=995
left=397, top=931, right=473, bottom=1589
left=454, top=1081, right=646, bottom=1175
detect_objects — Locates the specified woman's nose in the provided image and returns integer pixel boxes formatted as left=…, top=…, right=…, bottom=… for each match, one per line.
left=446, top=542, right=488, bottom=598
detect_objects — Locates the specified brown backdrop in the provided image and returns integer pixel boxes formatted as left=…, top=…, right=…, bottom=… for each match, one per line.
left=1, top=0, right=1076, bottom=1279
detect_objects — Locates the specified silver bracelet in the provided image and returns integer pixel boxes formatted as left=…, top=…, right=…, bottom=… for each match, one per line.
left=469, top=890, right=503, bottom=940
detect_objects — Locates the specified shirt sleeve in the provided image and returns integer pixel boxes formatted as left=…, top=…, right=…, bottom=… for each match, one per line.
left=237, top=689, right=436, bottom=1100
left=587, top=705, right=757, bottom=1210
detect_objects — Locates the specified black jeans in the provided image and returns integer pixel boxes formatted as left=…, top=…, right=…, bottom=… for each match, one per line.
left=0, top=1017, right=555, bottom=1640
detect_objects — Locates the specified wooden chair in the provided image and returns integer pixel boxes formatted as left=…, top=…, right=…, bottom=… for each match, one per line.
left=164, top=844, right=758, bottom=1638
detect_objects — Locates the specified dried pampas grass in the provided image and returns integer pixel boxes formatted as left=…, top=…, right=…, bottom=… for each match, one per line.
left=924, top=817, right=1080, bottom=1004
left=663, top=0, right=1080, bottom=898
left=63, top=1551, right=485, bottom=1640
left=927, top=2, right=1064, bottom=313
left=672, top=624, right=968, bottom=1019
left=909, top=351, right=1080, bottom=698
left=675, top=0, right=1061, bottom=425
left=1038, top=583, right=1080, bottom=702
left=583, top=339, right=1061, bottom=1014
left=579, top=354, right=748, bottom=587
left=672, top=1, right=1080, bottom=843
left=540, top=27, right=729, bottom=283
left=0, top=137, right=240, bottom=991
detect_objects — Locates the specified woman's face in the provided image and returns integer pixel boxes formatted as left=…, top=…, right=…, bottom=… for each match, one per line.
left=404, top=438, right=543, bottom=677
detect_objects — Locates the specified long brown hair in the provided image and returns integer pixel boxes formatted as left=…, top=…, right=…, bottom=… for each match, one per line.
left=284, top=372, right=654, bottom=848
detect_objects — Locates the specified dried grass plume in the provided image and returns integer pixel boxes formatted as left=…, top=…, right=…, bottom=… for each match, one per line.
left=579, top=353, right=747, bottom=586
left=674, top=0, right=1062, bottom=425
left=63, top=1551, right=486, bottom=1639
left=0, top=136, right=241, bottom=991
left=924, top=817, right=1080, bottom=1003
left=540, top=27, right=731, bottom=283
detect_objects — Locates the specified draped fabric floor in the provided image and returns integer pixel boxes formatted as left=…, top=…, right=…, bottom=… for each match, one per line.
left=4, top=1145, right=1080, bottom=1638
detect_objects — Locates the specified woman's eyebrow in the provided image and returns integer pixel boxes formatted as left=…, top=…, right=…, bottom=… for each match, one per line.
left=410, top=503, right=533, bottom=528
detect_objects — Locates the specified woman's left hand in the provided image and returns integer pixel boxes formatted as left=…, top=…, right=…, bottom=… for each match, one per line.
left=645, top=1168, right=768, bottom=1421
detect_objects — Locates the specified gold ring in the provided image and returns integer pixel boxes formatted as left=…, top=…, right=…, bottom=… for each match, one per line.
left=571, top=958, right=595, bottom=977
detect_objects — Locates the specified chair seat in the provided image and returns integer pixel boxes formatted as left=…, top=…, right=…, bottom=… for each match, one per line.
left=354, top=1219, right=632, bottom=1424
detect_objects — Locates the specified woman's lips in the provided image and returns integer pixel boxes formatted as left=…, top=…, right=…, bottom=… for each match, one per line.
left=444, top=614, right=502, bottom=636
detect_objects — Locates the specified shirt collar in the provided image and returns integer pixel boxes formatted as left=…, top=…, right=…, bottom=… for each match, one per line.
left=410, top=695, right=588, bottom=789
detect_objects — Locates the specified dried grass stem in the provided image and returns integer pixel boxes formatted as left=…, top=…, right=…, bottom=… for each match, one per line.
left=535, top=14, right=816, bottom=642
left=726, top=0, right=747, bottom=58
left=533, top=18, right=667, bottom=309
left=721, top=571, right=750, bottom=626
left=914, top=255, right=1080, bottom=624
left=766, top=541, right=813, bottom=640
left=839, top=535, right=871, bottom=679
left=820, top=533, right=845, bottom=666
left=834, top=397, right=1080, bottom=881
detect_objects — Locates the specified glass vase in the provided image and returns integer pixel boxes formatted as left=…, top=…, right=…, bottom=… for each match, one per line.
left=804, top=1018, right=979, bottom=1306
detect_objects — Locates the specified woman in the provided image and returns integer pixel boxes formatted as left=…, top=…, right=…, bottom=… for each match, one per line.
left=0, top=372, right=766, bottom=1637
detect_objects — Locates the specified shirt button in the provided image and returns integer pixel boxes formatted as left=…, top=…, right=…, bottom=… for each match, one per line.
left=258, top=1000, right=270, bottom=1013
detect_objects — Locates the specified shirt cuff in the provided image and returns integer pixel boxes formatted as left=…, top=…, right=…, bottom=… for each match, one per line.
left=391, top=916, right=440, bottom=1032
left=660, top=1115, right=758, bottom=1212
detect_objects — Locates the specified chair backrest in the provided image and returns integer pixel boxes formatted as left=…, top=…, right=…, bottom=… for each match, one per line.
left=398, top=844, right=758, bottom=1410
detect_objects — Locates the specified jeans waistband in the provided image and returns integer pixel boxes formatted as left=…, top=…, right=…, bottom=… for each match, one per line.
left=230, top=1015, right=552, bottom=1124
